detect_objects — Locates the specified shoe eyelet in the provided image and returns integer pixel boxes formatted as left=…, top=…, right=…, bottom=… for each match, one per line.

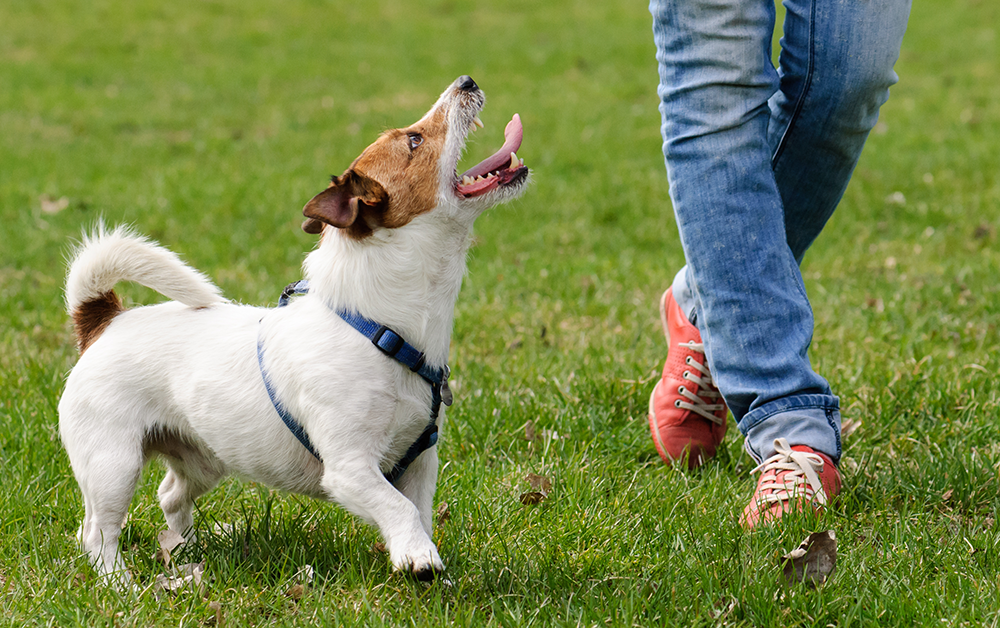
left=678, top=386, right=686, bottom=394
left=685, top=356, right=693, bottom=365
left=674, top=400, right=682, bottom=408
left=682, top=371, right=690, bottom=378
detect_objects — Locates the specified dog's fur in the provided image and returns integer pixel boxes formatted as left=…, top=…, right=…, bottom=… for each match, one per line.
left=58, top=77, right=528, bottom=583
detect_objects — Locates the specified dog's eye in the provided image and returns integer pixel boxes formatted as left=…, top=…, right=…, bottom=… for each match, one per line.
left=407, top=133, right=423, bottom=150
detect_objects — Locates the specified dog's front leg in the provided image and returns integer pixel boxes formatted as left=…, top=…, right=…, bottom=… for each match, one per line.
left=322, top=461, right=444, bottom=579
left=392, top=445, right=438, bottom=537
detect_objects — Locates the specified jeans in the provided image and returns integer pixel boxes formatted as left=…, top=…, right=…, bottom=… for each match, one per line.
left=651, top=0, right=910, bottom=463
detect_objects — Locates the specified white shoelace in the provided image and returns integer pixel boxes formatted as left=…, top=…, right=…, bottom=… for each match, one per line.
left=674, top=340, right=726, bottom=425
left=750, top=438, right=828, bottom=507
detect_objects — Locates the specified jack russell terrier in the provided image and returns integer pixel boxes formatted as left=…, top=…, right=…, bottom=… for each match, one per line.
left=58, top=76, right=528, bottom=583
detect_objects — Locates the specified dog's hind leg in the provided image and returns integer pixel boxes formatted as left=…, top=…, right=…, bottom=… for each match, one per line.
left=151, top=434, right=226, bottom=540
left=157, top=459, right=223, bottom=540
left=72, top=447, right=144, bottom=585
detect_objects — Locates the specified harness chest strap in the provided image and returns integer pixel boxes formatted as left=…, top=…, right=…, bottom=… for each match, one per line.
left=257, top=280, right=451, bottom=485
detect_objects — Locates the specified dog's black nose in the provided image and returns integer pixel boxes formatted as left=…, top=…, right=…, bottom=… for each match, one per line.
left=457, top=75, right=478, bottom=92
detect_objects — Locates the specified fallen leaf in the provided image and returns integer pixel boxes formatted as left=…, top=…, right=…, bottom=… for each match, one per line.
left=942, top=489, right=954, bottom=502
left=519, top=492, right=546, bottom=505
left=840, top=418, right=862, bottom=439
left=153, top=562, right=204, bottom=598
left=212, top=522, right=234, bottom=535
left=156, top=529, right=186, bottom=566
left=158, top=529, right=186, bottom=551
left=371, top=541, right=386, bottom=554
left=206, top=601, right=223, bottom=626
left=285, top=583, right=306, bottom=601
left=885, top=191, right=906, bottom=206
left=526, top=473, right=552, bottom=495
left=973, top=225, right=993, bottom=242
left=294, top=564, right=314, bottom=585
left=710, top=595, right=738, bottom=620
left=782, top=531, right=837, bottom=587
left=436, top=501, right=451, bottom=525
left=524, top=421, right=537, bottom=442
left=541, top=429, right=563, bottom=441
left=40, top=195, right=70, bottom=214
left=520, top=473, right=553, bottom=505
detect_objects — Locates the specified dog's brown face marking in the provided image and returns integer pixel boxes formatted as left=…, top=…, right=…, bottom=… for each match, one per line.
left=73, top=291, right=124, bottom=353
left=355, top=106, right=448, bottom=224
left=303, top=107, right=449, bottom=240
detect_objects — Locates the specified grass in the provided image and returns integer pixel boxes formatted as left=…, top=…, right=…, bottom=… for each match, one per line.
left=2, top=0, right=999, bottom=625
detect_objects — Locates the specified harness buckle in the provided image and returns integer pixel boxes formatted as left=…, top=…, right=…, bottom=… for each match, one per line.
left=372, top=325, right=405, bottom=357
left=440, top=365, right=453, bottom=406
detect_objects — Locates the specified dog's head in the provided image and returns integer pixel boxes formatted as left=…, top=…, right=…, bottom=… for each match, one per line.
left=302, top=76, right=529, bottom=239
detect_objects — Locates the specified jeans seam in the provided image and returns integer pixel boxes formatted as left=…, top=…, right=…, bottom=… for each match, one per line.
left=770, top=0, right=817, bottom=167
left=826, top=406, right=842, bottom=461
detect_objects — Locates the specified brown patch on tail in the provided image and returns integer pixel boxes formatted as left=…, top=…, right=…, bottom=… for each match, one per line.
left=72, top=291, right=124, bottom=353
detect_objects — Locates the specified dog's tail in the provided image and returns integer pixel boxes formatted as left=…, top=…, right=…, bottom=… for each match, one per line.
left=66, top=225, right=225, bottom=352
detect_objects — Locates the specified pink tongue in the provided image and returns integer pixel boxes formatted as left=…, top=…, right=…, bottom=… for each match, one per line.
left=460, top=113, right=523, bottom=180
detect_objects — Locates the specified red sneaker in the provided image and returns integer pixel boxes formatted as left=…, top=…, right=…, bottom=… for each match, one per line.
left=740, top=438, right=842, bottom=529
left=648, top=288, right=728, bottom=469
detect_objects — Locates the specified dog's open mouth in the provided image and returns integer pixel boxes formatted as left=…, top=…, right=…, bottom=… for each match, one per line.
left=456, top=114, right=528, bottom=198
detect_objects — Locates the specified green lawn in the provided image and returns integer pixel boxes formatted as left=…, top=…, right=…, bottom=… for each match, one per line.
left=2, top=0, right=999, bottom=625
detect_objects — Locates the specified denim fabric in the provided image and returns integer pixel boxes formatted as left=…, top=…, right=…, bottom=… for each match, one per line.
left=651, top=0, right=910, bottom=463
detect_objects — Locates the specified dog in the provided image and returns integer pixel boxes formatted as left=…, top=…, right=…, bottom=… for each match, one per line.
left=58, top=76, right=528, bottom=583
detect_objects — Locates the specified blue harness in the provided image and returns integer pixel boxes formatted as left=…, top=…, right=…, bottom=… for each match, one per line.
left=256, top=280, right=451, bottom=485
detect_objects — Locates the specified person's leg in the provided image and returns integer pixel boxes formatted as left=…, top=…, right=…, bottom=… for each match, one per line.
left=739, top=0, right=911, bottom=464
left=770, top=0, right=912, bottom=262
left=651, top=0, right=840, bottom=466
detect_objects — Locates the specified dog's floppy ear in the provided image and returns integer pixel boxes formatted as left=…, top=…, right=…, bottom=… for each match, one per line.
left=302, top=171, right=388, bottom=233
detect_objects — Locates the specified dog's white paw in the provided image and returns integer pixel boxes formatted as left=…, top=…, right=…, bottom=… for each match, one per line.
left=390, top=541, right=445, bottom=581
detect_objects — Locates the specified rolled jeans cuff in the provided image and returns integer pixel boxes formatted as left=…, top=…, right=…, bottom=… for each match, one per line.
left=739, top=394, right=841, bottom=464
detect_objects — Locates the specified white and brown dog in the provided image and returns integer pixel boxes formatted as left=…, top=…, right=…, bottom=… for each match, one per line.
left=58, top=76, right=528, bottom=583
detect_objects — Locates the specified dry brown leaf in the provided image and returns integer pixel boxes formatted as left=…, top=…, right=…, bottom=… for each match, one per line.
left=782, top=530, right=837, bottom=587
left=942, top=488, right=954, bottom=502
left=212, top=522, right=234, bottom=535
left=40, top=195, right=69, bottom=214
left=526, top=473, right=552, bottom=495
left=371, top=541, right=386, bottom=554
left=285, top=583, right=306, bottom=600
left=840, top=418, right=862, bottom=439
left=284, top=565, right=313, bottom=602
left=153, top=562, right=204, bottom=598
left=155, top=529, right=186, bottom=566
left=520, top=472, right=553, bottom=505
left=436, top=501, right=451, bottom=525
left=158, top=529, right=186, bottom=552
left=295, top=564, right=314, bottom=584
left=524, top=421, right=537, bottom=442
left=519, top=491, right=546, bottom=505
left=973, top=224, right=994, bottom=240
left=206, top=601, right=223, bottom=627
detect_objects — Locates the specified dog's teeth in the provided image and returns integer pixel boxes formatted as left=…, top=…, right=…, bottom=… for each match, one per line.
left=462, top=176, right=474, bottom=185
left=509, top=152, right=519, bottom=169
left=519, top=158, right=524, bottom=166
left=486, top=172, right=495, bottom=179
left=473, top=116, right=484, bottom=129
